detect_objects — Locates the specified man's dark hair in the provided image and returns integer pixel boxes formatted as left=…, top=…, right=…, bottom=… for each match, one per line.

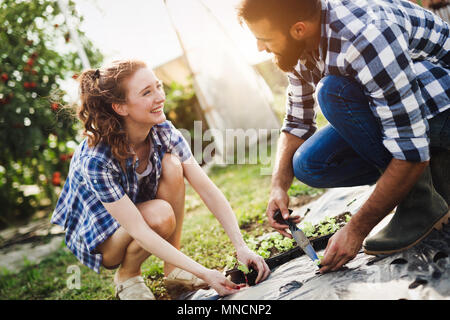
left=236, top=0, right=321, bottom=31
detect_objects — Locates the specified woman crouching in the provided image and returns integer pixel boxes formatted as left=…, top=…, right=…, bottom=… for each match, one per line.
left=51, top=60, right=270, bottom=299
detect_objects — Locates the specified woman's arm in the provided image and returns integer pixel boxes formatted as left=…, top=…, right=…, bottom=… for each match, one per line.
left=182, top=157, right=247, bottom=250
left=182, top=156, right=270, bottom=283
left=102, top=195, right=240, bottom=295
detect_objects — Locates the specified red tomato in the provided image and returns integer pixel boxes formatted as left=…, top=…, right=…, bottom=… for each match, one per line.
left=52, top=172, right=61, bottom=186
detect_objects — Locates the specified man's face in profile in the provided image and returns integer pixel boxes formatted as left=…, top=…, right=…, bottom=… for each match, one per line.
left=247, top=18, right=307, bottom=72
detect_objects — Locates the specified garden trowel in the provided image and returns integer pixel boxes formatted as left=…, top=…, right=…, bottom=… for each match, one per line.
left=274, top=209, right=320, bottom=265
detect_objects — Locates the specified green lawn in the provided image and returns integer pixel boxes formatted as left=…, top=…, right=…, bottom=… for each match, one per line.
left=0, top=103, right=329, bottom=300
left=0, top=160, right=322, bottom=300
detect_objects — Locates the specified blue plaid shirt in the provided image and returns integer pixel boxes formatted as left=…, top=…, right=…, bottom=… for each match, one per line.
left=282, top=0, right=450, bottom=162
left=51, top=120, right=192, bottom=273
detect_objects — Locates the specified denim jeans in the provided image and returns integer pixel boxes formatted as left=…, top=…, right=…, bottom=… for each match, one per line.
left=292, top=75, right=450, bottom=188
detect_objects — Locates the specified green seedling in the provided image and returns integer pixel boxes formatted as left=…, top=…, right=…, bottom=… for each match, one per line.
left=316, top=255, right=324, bottom=267
left=225, top=255, right=237, bottom=270
left=300, top=221, right=317, bottom=238
left=237, top=261, right=250, bottom=274
left=257, top=248, right=271, bottom=258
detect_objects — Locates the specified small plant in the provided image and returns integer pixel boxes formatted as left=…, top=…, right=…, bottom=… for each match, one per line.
left=316, top=255, right=324, bottom=266
left=300, top=221, right=317, bottom=238
left=299, top=212, right=352, bottom=240
left=345, top=213, right=352, bottom=222
left=237, top=261, right=250, bottom=274
left=225, top=255, right=238, bottom=270
left=274, top=237, right=295, bottom=252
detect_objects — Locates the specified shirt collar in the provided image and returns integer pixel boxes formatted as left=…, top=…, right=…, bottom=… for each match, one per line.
left=150, top=125, right=164, bottom=149
left=125, top=128, right=161, bottom=169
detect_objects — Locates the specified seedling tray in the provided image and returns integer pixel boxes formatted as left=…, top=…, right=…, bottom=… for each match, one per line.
left=225, top=233, right=332, bottom=286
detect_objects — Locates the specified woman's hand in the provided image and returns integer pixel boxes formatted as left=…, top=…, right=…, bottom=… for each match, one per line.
left=201, top=269, right=243, bottom=296
left=236, top=246, right=271, bottom=284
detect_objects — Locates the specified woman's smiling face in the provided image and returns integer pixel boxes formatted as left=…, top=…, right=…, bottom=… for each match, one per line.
left=122, top=67, right=166, bottom=126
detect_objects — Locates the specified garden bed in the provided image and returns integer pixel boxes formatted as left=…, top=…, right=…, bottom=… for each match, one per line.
left=225, top=211, right=352, bottom=286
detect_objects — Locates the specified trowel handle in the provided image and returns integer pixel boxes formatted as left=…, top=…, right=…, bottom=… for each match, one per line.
left=273, top=209, right=294, bottom=225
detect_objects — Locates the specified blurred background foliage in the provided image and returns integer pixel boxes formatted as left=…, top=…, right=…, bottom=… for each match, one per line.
left=0, top=0, right=209, bottom=229
left=0, top=0, right=103, bottom=228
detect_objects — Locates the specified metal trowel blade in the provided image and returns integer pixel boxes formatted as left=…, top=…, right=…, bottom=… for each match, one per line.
left=290, top=227, right=319, bottom=263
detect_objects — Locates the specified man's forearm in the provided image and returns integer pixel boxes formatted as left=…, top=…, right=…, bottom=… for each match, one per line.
left=271, top=132, right=305, bottom=192
left=349, top=158, right=429, bottom=237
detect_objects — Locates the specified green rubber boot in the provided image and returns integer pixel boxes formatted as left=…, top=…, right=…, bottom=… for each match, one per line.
left=430, top=150, right=450, bottom=205
left=363, top=166, right=450, bottom=255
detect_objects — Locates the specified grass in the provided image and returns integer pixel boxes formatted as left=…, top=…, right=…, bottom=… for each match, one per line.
left=0, top=160, right=322, bottom=300
left=0, top=99, right=329, bottom=300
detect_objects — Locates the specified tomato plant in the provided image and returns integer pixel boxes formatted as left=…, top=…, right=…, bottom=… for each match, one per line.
left=0, top=0, right=102, bottom=228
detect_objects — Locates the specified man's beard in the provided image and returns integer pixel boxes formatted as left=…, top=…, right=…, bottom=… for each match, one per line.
left=273, top=37, right=307, bottom=72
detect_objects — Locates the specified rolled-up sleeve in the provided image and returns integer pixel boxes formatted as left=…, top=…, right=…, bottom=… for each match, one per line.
left=281, top=71, right=318, bottom=140
left=82, top=157, right=126, bottom=203
left=344, top=20, right=430, bottom=162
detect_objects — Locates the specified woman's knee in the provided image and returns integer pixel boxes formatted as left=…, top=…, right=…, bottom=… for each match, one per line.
left=161, top=153, right=184, bottom=184
left=96, top=227, right=133, bottom=269
left=138, top=199, right=176, bottom=239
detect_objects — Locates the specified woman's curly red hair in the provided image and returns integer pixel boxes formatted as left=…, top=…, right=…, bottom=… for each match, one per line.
left=77, top=60, right=147, bottom=162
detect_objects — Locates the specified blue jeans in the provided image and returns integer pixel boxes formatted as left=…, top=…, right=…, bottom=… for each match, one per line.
left=293, top=75, right=450, bottom=188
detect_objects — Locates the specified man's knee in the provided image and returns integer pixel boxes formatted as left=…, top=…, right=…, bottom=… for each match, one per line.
left=316, top=75, right=366, bottom=121
left=292, top=146, right=329, bottom=188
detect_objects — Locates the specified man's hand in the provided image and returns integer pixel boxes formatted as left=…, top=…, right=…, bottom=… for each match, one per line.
left=267, top=133, right=305, bottom=238
left=319, top=159, right=428, bottom=273
left=266, top=187, right=301, bottom=238
left=319, top=222, right=365, bottom=273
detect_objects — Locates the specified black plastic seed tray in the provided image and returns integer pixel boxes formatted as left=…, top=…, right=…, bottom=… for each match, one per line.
left=225, top=233, right=332, bottom=286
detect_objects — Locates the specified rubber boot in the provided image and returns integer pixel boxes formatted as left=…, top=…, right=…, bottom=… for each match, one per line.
left=430, top=149, right=450, bottom=205
left=363, top=166, right=450, bottom=255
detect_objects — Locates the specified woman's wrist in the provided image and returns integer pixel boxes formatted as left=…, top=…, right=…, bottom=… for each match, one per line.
left=192, top=264, right=211, bottom=281
left=235, top=243, right=250, bottom=255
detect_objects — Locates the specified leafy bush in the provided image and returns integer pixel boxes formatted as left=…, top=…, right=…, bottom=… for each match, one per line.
left=0, top=0, right=102, bottom=228
left=163, top=81, right=212, bottom=165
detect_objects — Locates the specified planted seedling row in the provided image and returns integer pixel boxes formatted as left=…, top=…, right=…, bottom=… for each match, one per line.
left=225, top=212, right=352, bottom=285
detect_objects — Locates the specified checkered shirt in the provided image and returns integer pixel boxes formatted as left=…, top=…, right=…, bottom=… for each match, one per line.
left=51, top=120, right=192, bottom=273
left=282, top=0, right=450, bottom=162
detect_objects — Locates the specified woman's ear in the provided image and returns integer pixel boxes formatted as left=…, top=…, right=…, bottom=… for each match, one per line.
left=111, top=103, right=128, bottom=116
left=289, top=21, right=307, bottom=40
